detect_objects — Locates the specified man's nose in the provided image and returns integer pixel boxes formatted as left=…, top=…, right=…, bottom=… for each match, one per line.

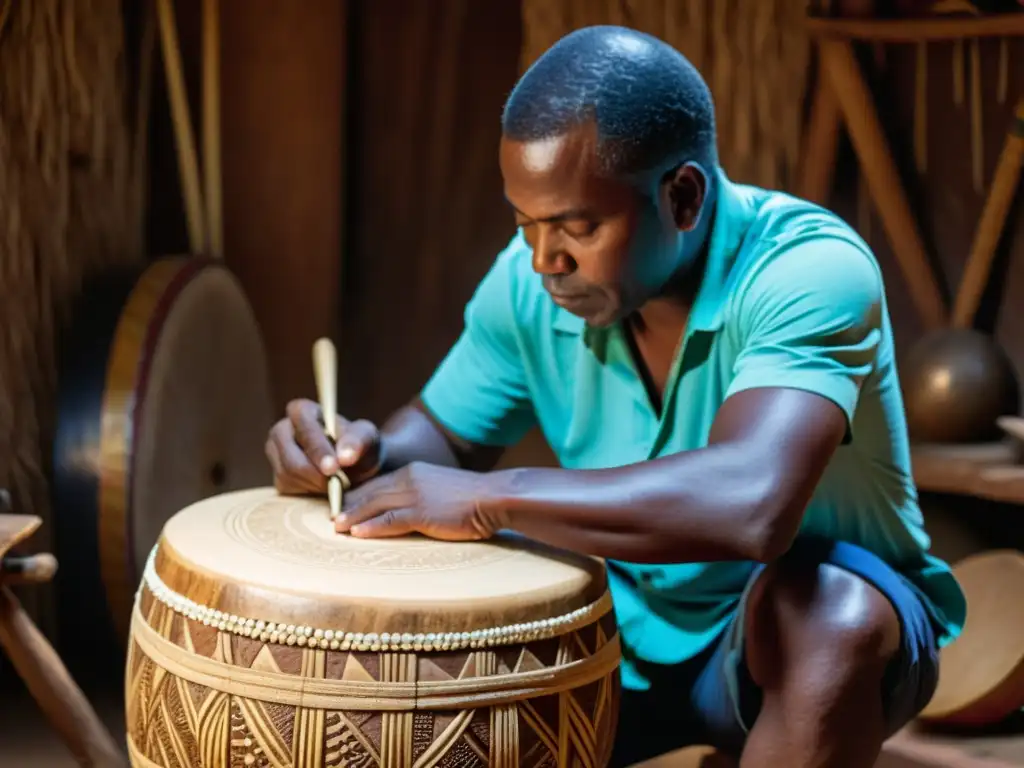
left=531, top=228, right=572, bottom=275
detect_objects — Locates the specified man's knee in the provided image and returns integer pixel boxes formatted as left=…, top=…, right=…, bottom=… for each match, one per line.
left=744, top=560, right=901, bottom=691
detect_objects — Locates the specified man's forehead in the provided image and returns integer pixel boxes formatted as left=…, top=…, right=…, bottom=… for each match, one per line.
left=501, top=125, right=598, bottom=176
left=499, top=126, right=642, bottom=219
left=520, top=135, right=570, bottom=174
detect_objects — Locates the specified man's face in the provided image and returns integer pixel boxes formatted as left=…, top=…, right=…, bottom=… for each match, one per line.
left=500, top=125, right=693, bottom=327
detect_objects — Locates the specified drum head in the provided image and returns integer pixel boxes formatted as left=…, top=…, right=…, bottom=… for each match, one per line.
left=125, top=265, right=273, bottom=580
left=53, top=258, right=273, bottom=680
left=95, top=259, right=274, bottom=638
left=150, top=487, right=608, bottom=639
left=920, top=549, right=1024, bottom=724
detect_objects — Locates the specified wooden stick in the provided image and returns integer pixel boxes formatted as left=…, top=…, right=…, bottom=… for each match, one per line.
left=0, top=586, right=127, bottom=767
left=1, top=553, right=58, bottom=585
left=970, top=38, right=984, bottom=194
left=312, top=338, right=346, bottom=520
left=998, top=38, right=1008, bottom=105
left=804, top=14, right=1024, bottom=42
left=952, top=99, right=1024, bottom=329
left=914, top=41, right=928, bottom=174
left=156, top=0, right=206, bottom=255
left=797, top=59, right=842, bottom=205
left=202, top=0, right=223, bottom=261
left=820, top=39, right=947, bottom=329
left=0, top=515, right=41, bottom=559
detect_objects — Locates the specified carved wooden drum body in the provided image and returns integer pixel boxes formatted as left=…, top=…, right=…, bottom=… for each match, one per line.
left=125, top=488, right=621, bottom=767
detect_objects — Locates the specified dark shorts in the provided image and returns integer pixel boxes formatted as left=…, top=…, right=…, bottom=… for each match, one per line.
left=609, top=538, right=941, bottom=767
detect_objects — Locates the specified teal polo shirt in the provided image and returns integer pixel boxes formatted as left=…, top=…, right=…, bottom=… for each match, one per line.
left=420, top=169, right=966, bottom=691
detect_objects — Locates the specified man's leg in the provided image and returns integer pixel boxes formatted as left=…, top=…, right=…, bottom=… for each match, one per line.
left=691, top=538, right=940, bottom=768
left=740, top=556, right=899, bottom=766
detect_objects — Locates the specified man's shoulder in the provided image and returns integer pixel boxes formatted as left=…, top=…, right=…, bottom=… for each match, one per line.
left=744, top=185, right=875, bottom=259
left=729, top=186, right=884, bottom=308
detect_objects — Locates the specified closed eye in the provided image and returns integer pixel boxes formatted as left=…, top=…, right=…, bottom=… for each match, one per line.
left=563, top=220, right=598, bottom=239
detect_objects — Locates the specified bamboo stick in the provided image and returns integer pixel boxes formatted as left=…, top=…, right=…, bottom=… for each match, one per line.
left=202, top=0, right=223, bottom=261
left=970, top=38, right=984, bottom=194
left=952, top=100, right=1024, bottom=329
left=156, top=0, right=205, bottom=255
left=820, top=39, right=947, bottom=329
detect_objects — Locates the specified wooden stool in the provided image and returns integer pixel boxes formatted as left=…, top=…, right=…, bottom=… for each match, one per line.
left=0, top=489, right=126, bottom=767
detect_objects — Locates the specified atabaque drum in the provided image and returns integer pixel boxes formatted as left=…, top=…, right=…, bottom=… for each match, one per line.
left=53, top=257, right=274, bottom=678
left=125, top=487, right=621, bottom=767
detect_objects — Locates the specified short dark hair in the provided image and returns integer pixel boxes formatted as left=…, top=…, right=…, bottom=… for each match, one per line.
left=502, top=26, right=717, bottom=179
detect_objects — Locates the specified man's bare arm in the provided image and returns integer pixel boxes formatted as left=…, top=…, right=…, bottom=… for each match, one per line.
left=380, top=399, right=506, bottom=473
left=483, top=387, right=846, bottom=564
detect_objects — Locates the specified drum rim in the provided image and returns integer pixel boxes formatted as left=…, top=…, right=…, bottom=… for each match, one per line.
left=918, top=549, right=1024, bottom=723
left=97, top=256, right=222, bottom=641
left=139, top=543, right=615, bottom=653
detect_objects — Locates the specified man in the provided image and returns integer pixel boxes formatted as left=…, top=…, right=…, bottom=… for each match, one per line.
left=266, top=26, right=965, bottom=767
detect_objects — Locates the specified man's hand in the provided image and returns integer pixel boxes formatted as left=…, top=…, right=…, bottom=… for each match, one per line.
left=333, top=462, right=504, bottom=541
left=265, top=399, right=384, bottom=495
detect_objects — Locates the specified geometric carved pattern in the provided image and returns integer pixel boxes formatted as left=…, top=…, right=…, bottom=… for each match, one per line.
left=126, top=586, right=622, bottom=767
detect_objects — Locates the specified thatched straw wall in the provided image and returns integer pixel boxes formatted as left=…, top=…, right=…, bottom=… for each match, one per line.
left=0, top=0, right=147, bottom=632
left=520, top=0, right=812, bottom=192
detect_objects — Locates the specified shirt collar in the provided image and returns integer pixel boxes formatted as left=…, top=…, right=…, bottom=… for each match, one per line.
left=551, top=167, right=757, bottom=337
left=688, top=168, right=758, bottom=332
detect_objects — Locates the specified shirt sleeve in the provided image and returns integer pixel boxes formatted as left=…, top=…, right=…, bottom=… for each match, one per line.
left=726, top=236, right=884, bottom=433
left=419, top=235, right=536, bottom=446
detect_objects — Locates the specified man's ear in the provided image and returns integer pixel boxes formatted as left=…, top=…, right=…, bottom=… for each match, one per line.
left=661, top=162, right=707, bottom=232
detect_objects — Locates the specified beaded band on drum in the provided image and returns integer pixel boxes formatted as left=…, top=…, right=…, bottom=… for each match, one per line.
left=141, top=547, right=614, bottom=655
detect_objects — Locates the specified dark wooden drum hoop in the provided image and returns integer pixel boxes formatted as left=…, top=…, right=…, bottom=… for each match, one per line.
left=52, top=256, right=272, bottom=675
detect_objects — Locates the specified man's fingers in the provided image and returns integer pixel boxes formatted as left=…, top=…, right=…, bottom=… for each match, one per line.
left=287, top=399, right=339, bottom=475
left=335, top=475, right=412, bottom=531
left=267, top=440, right=302, bottom=495
left=276, top=399, right=383, bottom=492
left=339, top=470, right=401, bottom=511
left=267, top=425, right=325, bottom=494
left=348, top=508, right=417, bottom=539
left=335, top=419, right=381, bottom=477
left=279, top=439, right=328, bottom=493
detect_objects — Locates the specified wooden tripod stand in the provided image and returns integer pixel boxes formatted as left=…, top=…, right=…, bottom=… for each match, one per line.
left=0, top=489, right=126, bottom=767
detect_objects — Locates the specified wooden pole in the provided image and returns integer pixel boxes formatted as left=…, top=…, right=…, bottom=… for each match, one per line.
left=0, top=587, right=127, bottom=767
left=952, top=100, right=1024, bottom=329
left=156, top=0, right=206, bottom=255
left=820, top=39, right=947, bottom=329
left=798, top=66, right=842, bottom=206
left=202, top=0, right=224, bottom=260
left=0, top=503, right=125, bottom=767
